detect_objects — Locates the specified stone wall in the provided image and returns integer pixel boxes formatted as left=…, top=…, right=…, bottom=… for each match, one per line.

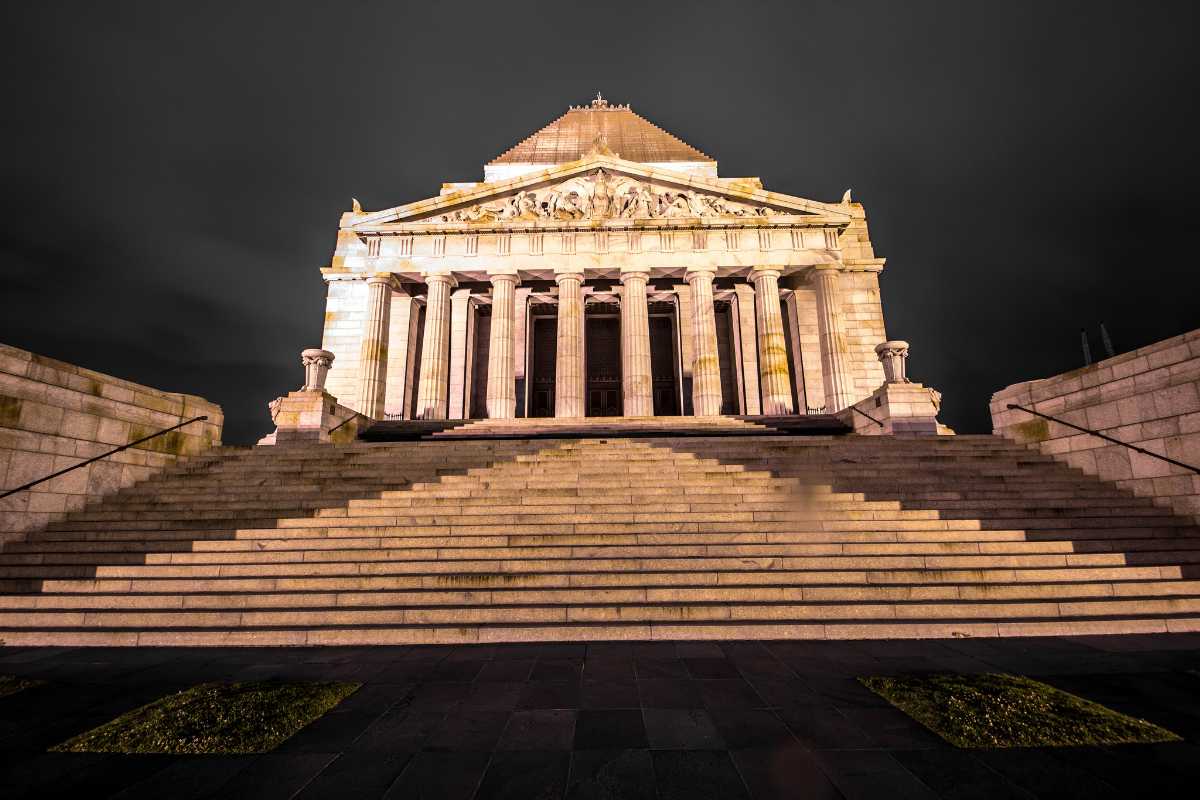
left=840, top=271, right=888, bottom=404
left=0, top=343, right=223, bottom=540
left=991, top=329, right=1200, bottom=521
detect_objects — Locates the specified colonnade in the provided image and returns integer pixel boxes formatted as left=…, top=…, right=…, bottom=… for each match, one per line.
left=352, top=267, right=855, bottom=420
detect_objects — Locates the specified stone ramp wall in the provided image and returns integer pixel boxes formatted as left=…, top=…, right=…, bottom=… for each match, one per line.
left=991, top=328, right=1200, bottom=521
left=0, top=343, right=223, bottom=540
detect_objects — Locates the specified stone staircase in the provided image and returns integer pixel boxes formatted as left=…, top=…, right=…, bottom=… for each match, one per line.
left=1, top=422, right=1199, bottom=645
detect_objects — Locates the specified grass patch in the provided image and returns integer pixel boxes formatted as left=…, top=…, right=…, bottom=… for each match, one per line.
left=0, top=675, right=46, bottom=699
left=51, top=680, right=359, bottom=754
left=860, top=673, right=1181, bottom=748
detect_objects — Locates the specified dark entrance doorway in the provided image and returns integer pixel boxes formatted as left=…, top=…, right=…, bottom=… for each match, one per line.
left=529, top=316, right=556, bottom=417
left=586, top=316, right=621, bottom=416
left=649, top=315, right=679, bottom=415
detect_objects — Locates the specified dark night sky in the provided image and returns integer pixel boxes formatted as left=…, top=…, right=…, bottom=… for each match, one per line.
left=2, top=1, right=1198, bottom=444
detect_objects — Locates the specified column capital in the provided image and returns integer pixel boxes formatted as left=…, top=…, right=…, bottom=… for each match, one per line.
left=365, top=272, right=399, bottom=289
left=554, top=270, right=584, bottom=286
left=488, top=272, right=520, bottom=286
left=423, top=273, right=458, bottom=288
left=619, top=270, right=650, bottom=285
left=749, top=268, right=783, bottom=282
left=685, top=268, right=716, bottom=285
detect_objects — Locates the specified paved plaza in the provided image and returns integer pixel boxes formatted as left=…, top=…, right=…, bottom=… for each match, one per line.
left=2, top=634, right=1199, bottom=798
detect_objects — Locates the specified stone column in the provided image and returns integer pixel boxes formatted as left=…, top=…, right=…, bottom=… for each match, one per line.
left=513, top=287, right=531, bottom=417
left=686, top=269, right=723, bottom=416
left=356, top=274, right=395, bottom=418
left=812, top=266, right=856, bottom=411
left=619, top=271, right=654, bottom=417
left=554, top=271, right=586, bottom=417
left=383, top=292, right=416, bottom=418
left=673, top=285, right=695, bottom=415
left=448, top=288, right=475, bottom=418
left=751, top=269, right=795, bottom=415
left=486, top=273, right=519, bottom=418
left=414, top=273, right=455, bottom=419
left=733, top=284, right=761, bottom=415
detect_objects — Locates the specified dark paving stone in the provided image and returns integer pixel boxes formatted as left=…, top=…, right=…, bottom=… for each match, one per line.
left=430, top=659, right=486, bottom=682
left=350, top=709, right=446, bottom=753
left=497, top=709, right=577, bottom=751
left=637, top=677, right=701, bottom=708
left=333, top=682, right=414, bottom=714
left=407, top=680, right=472, bottom=710
left=974, top=748, right=1121, bottom=799
left=698, top=678, right=767, bottom=709
left=651, top=749, right=751, bottom=800
left=643, top=708, right=725, bottom=749
left=574, top=710, right=648, bottom=749
left=567, top=749, right=656, bottom=800
left=892, top=749, right=1036, bottom=800
left=474, top=749, right=570, bottom=800
left=813, top=750, right=939, bottom=800
left=518, top=681, right=581, bottom=710
left=631, top=642, right=678, bottom=659
left=731, top=744, right=844, bottom=800
left=676, top=642, right=726, bottom=659
left=582, top=659, right=636, bottom=681
left=531, top=658, right=583, bottom=682
left=294, top=752, right=412, bottom=799
left=383, top=751, right=490, bottom=800
left=276, top=710, right=382, bottom=753
left=426, top=709, right=509, bottom=751
left=462, top=680, right=525, bottom=710
left=20, top=753, right=179, bottom=800
left=109, top=755, right=254, bottom=799
left=838, top=706, right=947, bottom=749
left=777, top=704, right=874, bottom=749
left=210, top=752, right=340, bottom=799
left=684, top=657, right=741, bottom=678
left=802, top=675, right=892, bottom=708
left=708, top=709, right=796, bottom=749
left=635, top=657, right=689, bottom=679
left=580, top=678, right=640, bottom=709
left=477, top=659, right=535, bottom=681
left=743, top=676, right=825, bottom=707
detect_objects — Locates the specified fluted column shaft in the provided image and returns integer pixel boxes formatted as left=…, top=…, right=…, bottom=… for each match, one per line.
left=356, top=274, right=394, bottom=418
left=554, top=272, right=586, bottom=417
left=415, top=273, right=455, bottom=419
left=687, top=269, right=723, bottom=416
left=620, top=271, right=654, bottom=417
left=486, top=274, right=519, bottom=419
left=751, top=269, right=795, bottom=415
left=813, top=267, right=856, bottom=411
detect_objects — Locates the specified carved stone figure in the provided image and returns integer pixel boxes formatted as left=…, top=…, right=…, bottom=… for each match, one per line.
left=426, top=170, right=784, bottom=223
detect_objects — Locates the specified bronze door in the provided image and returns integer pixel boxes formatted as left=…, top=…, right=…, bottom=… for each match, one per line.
left=586, top=316, right=622, bottom=417
left=529, top=317, right=557, bottom=417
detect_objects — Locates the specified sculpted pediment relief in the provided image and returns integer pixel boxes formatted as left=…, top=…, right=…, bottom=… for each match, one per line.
left=417, top=169, right=798, bottom=224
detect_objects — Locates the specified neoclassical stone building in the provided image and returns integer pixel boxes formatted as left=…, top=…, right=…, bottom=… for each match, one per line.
left=319, top=96, right=888, bottom=421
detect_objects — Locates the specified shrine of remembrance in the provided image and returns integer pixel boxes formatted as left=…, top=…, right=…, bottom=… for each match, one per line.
left=318, top=95, right=889, bottom=423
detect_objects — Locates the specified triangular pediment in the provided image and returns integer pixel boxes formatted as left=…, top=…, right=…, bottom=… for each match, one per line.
left=344, top=154, right=853, bottom=230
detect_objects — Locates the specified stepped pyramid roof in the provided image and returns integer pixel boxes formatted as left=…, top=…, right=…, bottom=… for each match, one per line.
left=485, top=94, right=716, bottom=181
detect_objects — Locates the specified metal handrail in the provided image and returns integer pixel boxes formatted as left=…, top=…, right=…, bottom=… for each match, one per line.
left=328, top=412, right=367, bottom=436
left=0, top=415, right=209, bottom=500
left=1006, top=403, right=1200, bottom=475
left=850, top=405, right=884, bottom=428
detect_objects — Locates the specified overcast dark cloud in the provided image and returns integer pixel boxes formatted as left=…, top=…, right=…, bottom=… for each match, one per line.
left=2, top=1, right=1198, bottom=444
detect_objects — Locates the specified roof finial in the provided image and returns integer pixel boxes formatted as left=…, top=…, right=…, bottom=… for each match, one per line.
left=591, top=91, right=608, bottom=108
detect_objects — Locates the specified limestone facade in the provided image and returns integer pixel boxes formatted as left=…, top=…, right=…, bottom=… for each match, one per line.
left=316, top=98, right=889, bottom=421
left=992, top=328, right=1200, bottom=521
left=0, top=343, right=223, bottom=540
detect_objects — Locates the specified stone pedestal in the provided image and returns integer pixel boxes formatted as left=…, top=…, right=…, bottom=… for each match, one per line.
left=415, top=274, right=455, bottom=419
left=687, top=269, right=723, bottom=416
left=751, top=268, right=794, bottom=415
left=486, top=273, right=519, bottom=419
left=554, top=271, right=585, bottom=418
left=845, top=382, right=945, bottom=436
left=620, top=271, right=654, bottom=416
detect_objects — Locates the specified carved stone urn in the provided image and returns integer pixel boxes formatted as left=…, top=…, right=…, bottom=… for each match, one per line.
left=301, top=348, right=335, bottom=392
left=875, top=340, right=910, bottom=384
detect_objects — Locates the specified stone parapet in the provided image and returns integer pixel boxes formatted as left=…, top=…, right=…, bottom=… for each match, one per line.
left=0, top=342, right=223, bottom=541
left=260, top=390, right=363, bottom=445
left=991, top=328, right=1200, bottom=521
